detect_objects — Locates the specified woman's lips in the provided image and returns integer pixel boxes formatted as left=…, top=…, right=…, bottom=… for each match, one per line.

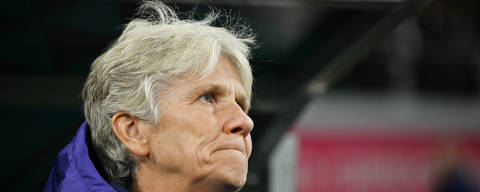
left=213, top=142, right=246, bottom=156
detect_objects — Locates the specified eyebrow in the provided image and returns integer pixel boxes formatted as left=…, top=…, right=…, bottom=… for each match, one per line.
left=196, top=83, right=249, bottom=111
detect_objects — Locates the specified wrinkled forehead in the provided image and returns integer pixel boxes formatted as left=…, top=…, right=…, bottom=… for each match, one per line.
left=222, top=54, right=253, bottom=102
left=192, top=56, right=251, bottom=105
left=180, top=54, right=252, bottom=102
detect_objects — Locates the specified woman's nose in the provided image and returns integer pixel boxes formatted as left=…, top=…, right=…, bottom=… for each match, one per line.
left=222, top=103, right=254, bottom=136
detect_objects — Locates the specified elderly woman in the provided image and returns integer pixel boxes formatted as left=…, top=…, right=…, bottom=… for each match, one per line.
left=44, top=1, right=255, bottom=192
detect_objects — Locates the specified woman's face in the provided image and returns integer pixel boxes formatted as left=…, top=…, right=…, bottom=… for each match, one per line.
left=144, top=57, right=253, bottom=191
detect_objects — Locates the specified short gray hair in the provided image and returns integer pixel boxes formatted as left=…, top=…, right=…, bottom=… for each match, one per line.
left=81, top=0, right=254, bottom=187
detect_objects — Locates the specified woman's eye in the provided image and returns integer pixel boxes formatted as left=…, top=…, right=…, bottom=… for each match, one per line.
left=200, top=94, right=214, bottom=103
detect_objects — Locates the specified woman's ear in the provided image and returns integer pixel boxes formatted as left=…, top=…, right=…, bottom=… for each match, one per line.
left=111, top=112, right=150, bottom=156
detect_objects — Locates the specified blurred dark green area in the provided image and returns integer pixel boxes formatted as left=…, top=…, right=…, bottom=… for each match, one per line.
left=2, top=1, right=134, bottom=190
left=1, top=0, right=125, bottom=73
left=2, top=0, right=480, bottom=191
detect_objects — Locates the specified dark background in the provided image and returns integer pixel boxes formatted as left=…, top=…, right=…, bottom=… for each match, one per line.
left=2, top=0, right=479, bottom=191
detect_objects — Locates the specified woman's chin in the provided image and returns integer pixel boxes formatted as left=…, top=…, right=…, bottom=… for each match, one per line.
left=206, top=154, right=249, bottom=190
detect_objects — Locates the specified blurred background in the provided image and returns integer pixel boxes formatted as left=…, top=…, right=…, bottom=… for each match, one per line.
left=2, top=0, right=480, bottom=191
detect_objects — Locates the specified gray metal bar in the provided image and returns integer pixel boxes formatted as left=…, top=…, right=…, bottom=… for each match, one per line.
left=310, top=0, right=433, bottom=93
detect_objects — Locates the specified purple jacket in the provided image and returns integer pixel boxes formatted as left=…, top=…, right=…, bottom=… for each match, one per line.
left=43, top=122, right=118, bottom=192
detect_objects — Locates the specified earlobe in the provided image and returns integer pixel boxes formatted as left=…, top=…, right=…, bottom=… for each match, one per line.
left=111, top=112, right=150, bottom=156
